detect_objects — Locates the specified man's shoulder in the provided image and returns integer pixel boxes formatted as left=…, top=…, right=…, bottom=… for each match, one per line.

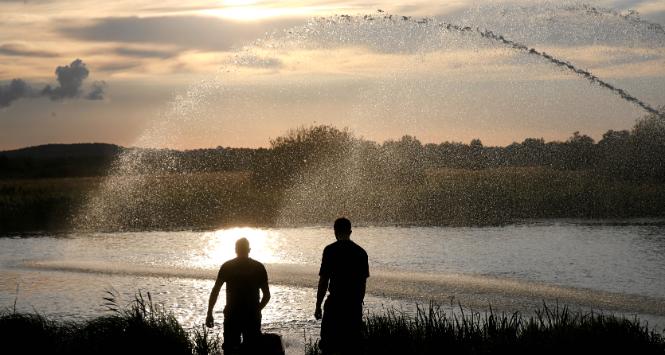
left=246, top=258, right=267, bottom=276
left=219, top=259, right=236, bottom=272
left=219, top=258, right=266, bottom=278
left=351, top=242, right=368, bottom=260
left=221, top=258, right=236, bottom=269
left=355, top=242, right=368, bottom=255
left=323, top=241, right=344, bottom=257
left=248, top=257, right=266, bottom=268
left=325, top=240, right=367, bottom=256
left=346, top=240, right=367, bottom=253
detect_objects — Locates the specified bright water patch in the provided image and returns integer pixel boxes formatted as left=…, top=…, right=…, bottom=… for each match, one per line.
left=2, top=223, right=665, bottom=351
left=2, top=223, right=665, bottom=318
left=3, top=223, right=665, bottom=297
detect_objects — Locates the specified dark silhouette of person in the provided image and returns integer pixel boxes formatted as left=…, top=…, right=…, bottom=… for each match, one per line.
left=206, top=237, right=271, bottom=353
left=315, top=218, right=369, bottom=354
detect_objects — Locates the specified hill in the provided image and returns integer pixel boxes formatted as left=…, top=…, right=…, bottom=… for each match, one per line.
left=0, top=143, right=123, bottom=178
left=0, top=143, right=123, bottom=159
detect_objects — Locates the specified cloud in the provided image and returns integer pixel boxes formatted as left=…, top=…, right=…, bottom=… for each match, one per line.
left=97, top=62, right=141, bottom=72
left=0, top=43, right=58, bottom=58
left=0, top=58, right=106, bottom=108
left=113, top=47, right=177, bottom=59
left=86, top=81, right=106, bottom=100
left=0, top=79, right=32, bottom=108
left=58, top=16, right=305, bottom=51
left=42, top=59, right=90, bottom=100
left=230, top=53, right=283, bottom=68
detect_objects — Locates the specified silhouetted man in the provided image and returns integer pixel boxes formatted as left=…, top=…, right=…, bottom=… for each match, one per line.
left=206, top=237, right=271, bottom=353
left=315, top=218, right=369, bottom=354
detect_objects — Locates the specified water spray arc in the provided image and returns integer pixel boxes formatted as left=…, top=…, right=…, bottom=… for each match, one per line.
left=564, top=4, right=665, bottom=37
left=475, top=28, right=665, bottom=119
left=331, top=13, right=664, bottom=119
left=74, top=6, right=665, bottom=231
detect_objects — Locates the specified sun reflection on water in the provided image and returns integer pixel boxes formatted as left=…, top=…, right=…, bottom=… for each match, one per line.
left=200, top=227, right=280, bottom=269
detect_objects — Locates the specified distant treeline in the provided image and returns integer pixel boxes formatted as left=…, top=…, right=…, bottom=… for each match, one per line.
left=1, top=113, right=664, bottom=232
left=1, top=114, right=664, bottom=182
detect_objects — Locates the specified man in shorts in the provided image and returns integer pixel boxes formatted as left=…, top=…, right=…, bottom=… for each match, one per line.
left=206, top=237, right=271, bottom=353
left=315, top=218, right=369, bottom=354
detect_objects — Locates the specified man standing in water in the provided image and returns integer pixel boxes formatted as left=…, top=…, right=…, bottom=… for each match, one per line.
left=206, top=237, right=271, bottom=353
left=315, top=218, right=369, bottom=354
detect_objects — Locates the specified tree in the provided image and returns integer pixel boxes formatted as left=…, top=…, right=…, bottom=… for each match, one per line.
left=252, top=125, right=355, bottom=188
left=630, top=113, right=665, bottom=179
left=470, top=139, right=483, bottom=148
left=561, top=131, right=596, bottom=170
left=599, top=130, right=630, bottom=146
left=379, top=135, right=426, bottom=183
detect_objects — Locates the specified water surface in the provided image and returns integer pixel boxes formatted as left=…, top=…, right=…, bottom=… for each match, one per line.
left=1, top=221, right=664, bottom=352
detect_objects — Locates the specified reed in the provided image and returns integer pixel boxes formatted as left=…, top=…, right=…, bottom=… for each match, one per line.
left=305, top=303, right=665, bottom=354
left=0, top=291, right=221, bottom=355
left=2, top=297, right=663, bottom=354
left=3, top=167, right=665, bottom=233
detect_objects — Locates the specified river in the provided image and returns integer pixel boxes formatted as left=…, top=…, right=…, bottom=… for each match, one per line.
left=1, top=220, right=664, bottom=353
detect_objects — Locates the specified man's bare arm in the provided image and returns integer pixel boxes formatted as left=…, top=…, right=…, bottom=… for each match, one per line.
left=259, top=283, right=271, bottom=311
left=205, top=276, right=224, bottom=327
left=314, top=275, right=329, bottom=320
left=360, top=281, right=366, bottom=303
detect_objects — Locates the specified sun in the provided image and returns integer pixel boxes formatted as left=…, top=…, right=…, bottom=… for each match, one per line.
left=202, top=3, right=330, bottom=21
left=199, top=227, right=279, bottom=268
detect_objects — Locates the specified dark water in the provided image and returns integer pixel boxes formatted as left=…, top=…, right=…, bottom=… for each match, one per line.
left=1, top=221, right=664, bottom=352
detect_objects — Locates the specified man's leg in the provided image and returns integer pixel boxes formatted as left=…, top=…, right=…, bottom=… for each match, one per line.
left=240, top=310, right=262, bottom=353
left=320, top=298, right=342, bottom=354
left=346, top=303, right=364, bottom=354
left=223, top=309, right=241, bottom=353
left=334, top=301, right=363, bottom=354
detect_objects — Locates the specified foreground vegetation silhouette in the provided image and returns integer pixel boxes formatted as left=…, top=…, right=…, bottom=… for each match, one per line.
left=306, top=303, right=665, bottom=355
left=2, top=294, right=663, bottom=355
left=0, top=291, right=220, bottom=355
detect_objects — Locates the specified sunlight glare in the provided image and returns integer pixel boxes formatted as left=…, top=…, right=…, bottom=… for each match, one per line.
left=202, top=227, right=279, bottom=268
left=203, top=4, right=330, bottom=21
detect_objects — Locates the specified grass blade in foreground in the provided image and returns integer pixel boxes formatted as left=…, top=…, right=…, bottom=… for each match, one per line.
left=306, top=303, right=665, bottom=354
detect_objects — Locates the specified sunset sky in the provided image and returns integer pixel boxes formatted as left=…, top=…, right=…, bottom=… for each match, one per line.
left=1, top=0, right=664, bottom=150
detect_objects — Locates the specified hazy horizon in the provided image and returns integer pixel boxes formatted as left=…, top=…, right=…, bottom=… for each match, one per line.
left=1, top=0, right=664, bottom=151
left=0, top=115, right=654, bottom=153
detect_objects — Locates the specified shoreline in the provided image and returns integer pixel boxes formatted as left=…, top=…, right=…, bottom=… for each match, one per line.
left=4, top=217, right=665, bottom=237
left=2, top=296, right=663, bottom=355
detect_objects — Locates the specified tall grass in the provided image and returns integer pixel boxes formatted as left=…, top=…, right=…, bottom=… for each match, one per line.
left=3, top=168, right=665, bottom=233
left=0, top=291, right=221, bottom=355
left=3, top=297, right=664, bottom=354
left=306, top=303, right=665, bottom=355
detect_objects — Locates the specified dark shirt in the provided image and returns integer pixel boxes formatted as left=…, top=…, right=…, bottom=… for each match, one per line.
left=218, top=257, right=268, bottom=310
left=319, top=240, right=369, bottom=302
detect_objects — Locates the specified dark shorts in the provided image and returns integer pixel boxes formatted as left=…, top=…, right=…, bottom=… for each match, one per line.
left=320, top=297, right=363, bottom=353
left=223, top=306, right=262, bottom=351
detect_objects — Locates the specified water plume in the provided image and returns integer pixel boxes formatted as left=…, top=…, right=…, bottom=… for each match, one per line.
left=72, top=4, right=665, bottom=231
left=73, top=79, right=224, bottom=230
left=294, top=12, right=664, bottom=118
left=473, top=27, right=665, bottom=118
left=563, top=4, right=665, bottom=37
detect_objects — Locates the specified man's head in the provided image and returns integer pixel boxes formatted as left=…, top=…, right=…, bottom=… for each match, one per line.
left=235, top=237, right=251, bottom=258
left=334, top=217, right=352, bottom=240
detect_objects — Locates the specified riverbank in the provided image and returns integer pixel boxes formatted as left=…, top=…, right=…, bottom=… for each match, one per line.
left=0, top=292, right=220, bottom=355
left=307, top=303, right=665, bottom=354
left=2, top=167, right=665, bottom=233
left=2, top=296, right=663, bottom=355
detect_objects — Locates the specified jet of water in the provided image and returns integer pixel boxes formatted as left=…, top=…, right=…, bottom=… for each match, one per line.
left=338, top=13, right=665, bottom=119
left=475, top=28, right=665, bottom=119
left=564, top=4, right=665, bottom=37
